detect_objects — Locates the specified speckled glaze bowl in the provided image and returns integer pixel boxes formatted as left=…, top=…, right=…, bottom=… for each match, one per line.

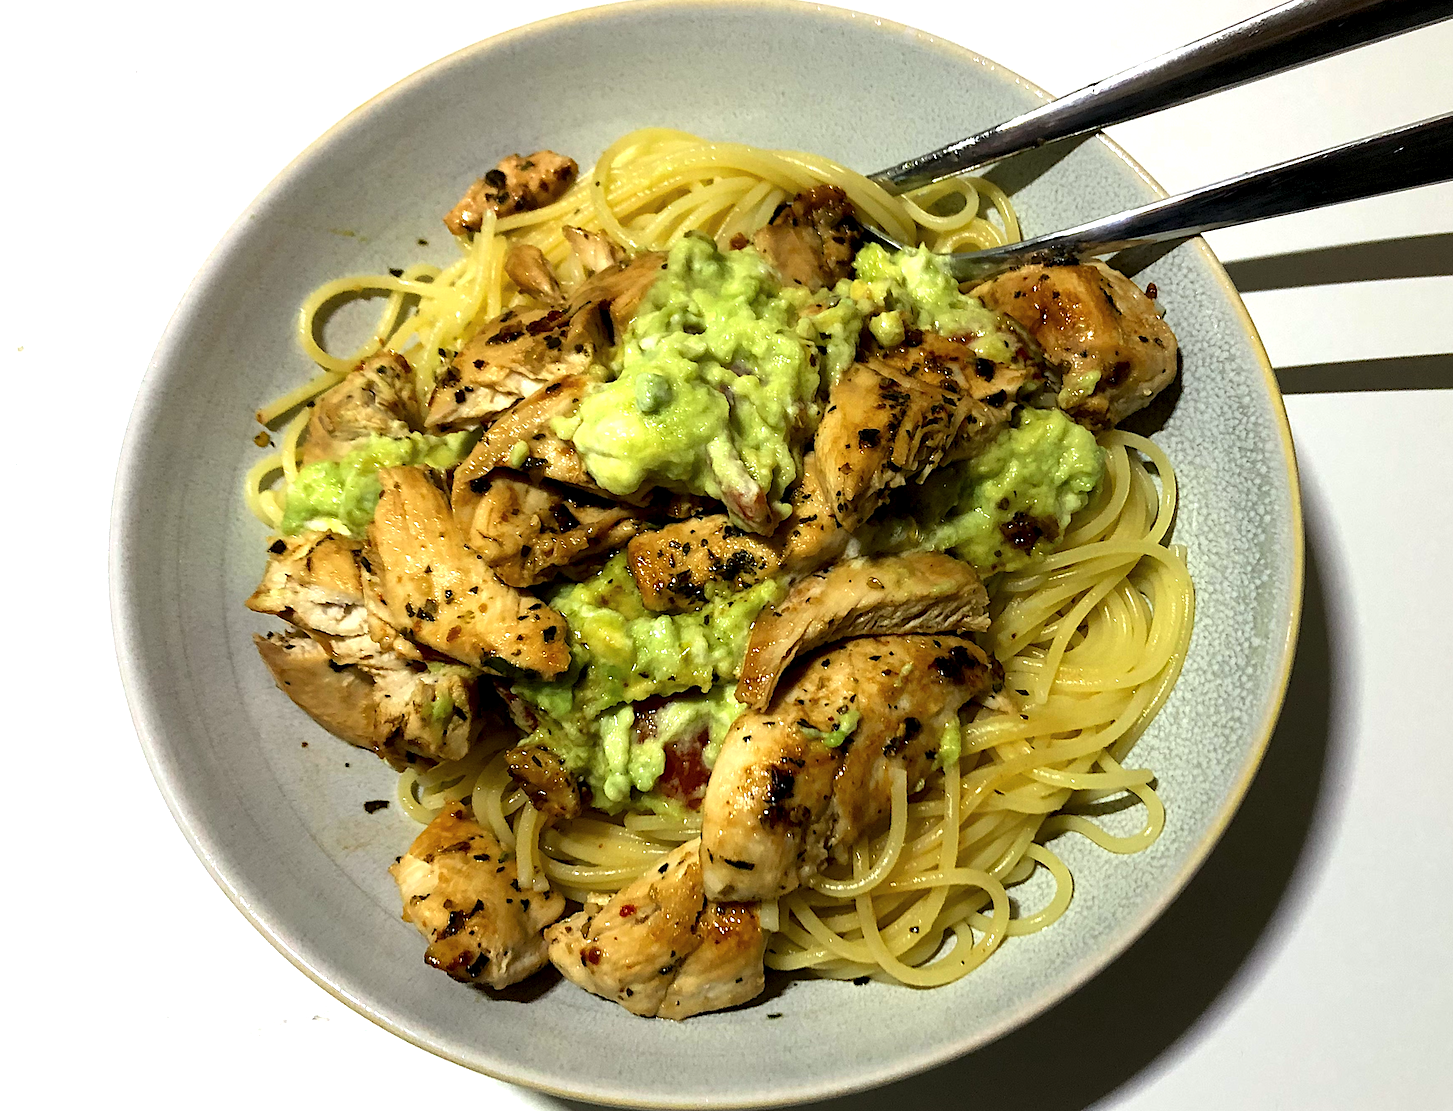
left=111, top=2, right=1301, bottom=1105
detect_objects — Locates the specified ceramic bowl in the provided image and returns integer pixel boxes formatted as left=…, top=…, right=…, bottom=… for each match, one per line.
left=112, top=1, right=1302, bottom=1105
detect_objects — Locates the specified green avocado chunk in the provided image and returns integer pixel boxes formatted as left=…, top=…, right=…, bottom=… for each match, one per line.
left=511, top=551, right=784, bottom=810
left=852, top=243, right=1026, bottom=365
left=866, top=408, right=1105, bottom=575
left=560, top=234, right=820, bottom=529
left=279, top=430, right=477, bottom=537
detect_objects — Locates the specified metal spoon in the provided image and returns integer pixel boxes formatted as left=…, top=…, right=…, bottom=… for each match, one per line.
left=871, top=112, right=1453, bottom=282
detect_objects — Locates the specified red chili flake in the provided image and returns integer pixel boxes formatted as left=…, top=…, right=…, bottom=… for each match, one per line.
left=584, top=946, right=602, bottom=965
left=619, top=904, right=637, bottom=917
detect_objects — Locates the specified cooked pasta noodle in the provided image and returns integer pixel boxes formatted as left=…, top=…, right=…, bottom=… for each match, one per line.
left=399, top=432, right=1190, bottom=987
left=250, top=128, right=1191, bottom=990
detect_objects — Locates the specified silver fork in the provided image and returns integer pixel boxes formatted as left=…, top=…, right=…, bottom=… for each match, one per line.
left=860, top=0, right=1453, bottom=281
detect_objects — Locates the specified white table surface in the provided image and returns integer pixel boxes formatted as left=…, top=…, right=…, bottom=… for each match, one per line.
left=6, top=0, right=1449, bottom=1105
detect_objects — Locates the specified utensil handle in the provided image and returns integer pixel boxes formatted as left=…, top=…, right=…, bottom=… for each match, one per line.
left=943, top=112, right=1453, bottom=280
left=872, top=0, right=1453, bottom=193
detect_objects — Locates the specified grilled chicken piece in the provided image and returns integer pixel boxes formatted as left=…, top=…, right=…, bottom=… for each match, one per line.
left=750, top=185, right=863, bottom=291
left=246, top=532, right=371, bottom=641
left=735, top=552, right=989, bottom=709
left=627, top=515, right=779, bottom=611
left=450, top=376, right=629, bottom=513
left=627, top=456, right=847, bottom=612
left=564, top=225, right=625, bottom=275
left=504, top=243, right=564, bottom=304
left=568, top=251, right=668, bottom=339
left=253, top=631, right=479, bottom=767
left=368, top=466, right=570, bottom=678
left=462, top=473, right=640, bottom=588
left=973, top=260, right=1177, bottom=429
left=775, top=452, right=851, bottom=574
left=301, top=352, right=419, bottom=465
left=546, top=839, right=766, bottom=1019
left=506, top=744, right=583, bottom=819
left=815, top=333, right=1038, bottom=530
left=248, top=531, right=422, bottom=666
left=426, top=306, right=606, bottom=431
left=391, top=803, right=566, bottom=987
left=444, top=150, right=578, bottom=236
left=703, top=635, right=997, bottom=901
left=253, top=630, right=379, bottom=749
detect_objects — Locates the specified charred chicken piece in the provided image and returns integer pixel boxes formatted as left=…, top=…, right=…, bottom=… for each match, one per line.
left=546, top=838, right=766, bottom=1019
left=734, top=551, right=990, bottom=710
left=627, top=515, right=780, bottom=612
left=563, top=226, right=625, bottom=275
left=751, top=185, right=863, bottom=291
left=815, top=332, right=1038, bottom=530
left=426, top=307, right=606, bottom=431
left=973, top=260, right=1177, bottom=429
left=462, top=473, right=640, bottom=588
left=392, top=803, right=566, bottom=987
left=246, top=531, right=482, bottom=765
left=503, top=243, right=564, bottom=304
left=445, top=150, right=578, bottom=236
left=301, top=352, right=419, bottom=465
left=367, top=466, right=570, bottom=678
left=567, top=251, right=668, bottom=339
left=626, top=455, right=847, bottom=613
left=253, top=630, right=479, bottom=768
left=246, top=531, right=372, bottom=645
left=702, top=635, right=998, bottom=902
left=506, top=744, right=583, bottom=819
left=449, top=376, right=632, bottom=516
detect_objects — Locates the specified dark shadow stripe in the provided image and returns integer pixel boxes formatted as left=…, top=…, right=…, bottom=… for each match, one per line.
left=1276, top=352, right=1453, bottom=393
left=1227, top=232, right=1453, bottom=292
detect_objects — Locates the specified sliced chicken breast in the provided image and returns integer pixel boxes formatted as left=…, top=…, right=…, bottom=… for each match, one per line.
left=503, top=243, right=564, bottom=304
left=563, top=225, right=625, bottom=275
left=246, top=531, right=371, bottom=640
left=248, top=530, right=423, bottom=669
left=301, top=352, right=419, bottom=465
left=425, top=306, right=604, bottom=431
left=973, top=259, right=1177, bottom=429
left=735, top=551, right=989, bottom=709
left=444, top=150, right=578, bottom=236
left=368, top=466, right=570, bottom=678
left=505, top=744, right=584, bottom=819
left=462, top=473, right=640, bottom=588
left=626, top=455, right=847, bottom=612
left=815, top=332, right=1038, bottom=530
left=749, top=185, right=863, bottom=291
left=567, top=251, right=667, bottom=339
left=449, top=376, right=617, bottom=511
left=253, top=630, right=479, bottom=767
left=545, top=838, right=766, bottom=1019
left=703, top=634, right=998, bottom=901
left=392, top=803, right=566, bottom=987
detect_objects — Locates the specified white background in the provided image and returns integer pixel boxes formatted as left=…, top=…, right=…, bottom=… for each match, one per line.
left=4, top=0, right=1450, bottom=1106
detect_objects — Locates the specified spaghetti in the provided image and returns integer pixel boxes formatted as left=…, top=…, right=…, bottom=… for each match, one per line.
left=249, top=128, right=1192, bottom=991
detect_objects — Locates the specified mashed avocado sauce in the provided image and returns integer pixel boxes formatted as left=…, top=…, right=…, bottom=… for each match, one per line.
left=512, top=551, right=784, bottom=809
left=561, top=235, right=819, bottom=523
left=510, top=243, right=1104, bottom=803
left=868, top=408, right=1104, bottom=574
left=559, top=239, right=1031, bottom=528
left=280, top=431, right=477, bottom=537
left=852, top=244, right=1025, bottom=366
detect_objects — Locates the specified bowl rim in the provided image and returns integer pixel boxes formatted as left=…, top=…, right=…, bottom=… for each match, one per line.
left=110, top=0, right=1304, bottom=1104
